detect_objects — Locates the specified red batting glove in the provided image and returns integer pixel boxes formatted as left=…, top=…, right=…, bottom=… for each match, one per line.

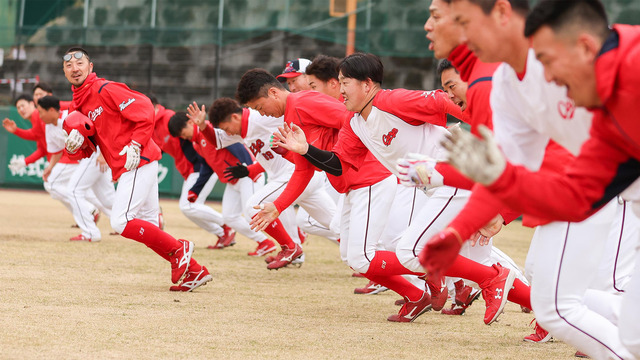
left=419, top=227, right=463, bottom=278
left=187, top=191, right=198, bottom=203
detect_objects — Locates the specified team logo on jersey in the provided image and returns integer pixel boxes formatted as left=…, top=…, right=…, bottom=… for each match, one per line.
left=88, top=106, right=103, bottom=121
left=201, top=139, right=207, bottom=147
left=119, top=98, right=136, bottom=111
left=420, top=90, right=437, bottom=100
left=382, top=128, right=398, bottom=146
left=558, top=100, right=575, bottom=120
left=249, top=139, right=265, bottom=156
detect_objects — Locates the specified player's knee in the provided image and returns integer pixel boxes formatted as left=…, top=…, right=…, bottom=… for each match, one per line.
left=179, top=203, right=196, bottom=217
left=110, top=216, right=127, bottom=234
left=346, top=254, right=370, bottom=274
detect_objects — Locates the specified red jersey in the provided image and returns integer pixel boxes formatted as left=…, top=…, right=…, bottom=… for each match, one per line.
left=152, top=105, right=193, bottom=180
left=67, top=73, right=162, bottom=181
left=192, top=123, right=245, bottom=184
left=485, top=25, right=640, bottom=222
left=13, top=111, right=49, bottom=165
left=272, top=91, right=391, bottom=213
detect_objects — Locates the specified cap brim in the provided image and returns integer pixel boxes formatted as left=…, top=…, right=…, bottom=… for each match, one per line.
left=276, top=73, right=302, bottom=80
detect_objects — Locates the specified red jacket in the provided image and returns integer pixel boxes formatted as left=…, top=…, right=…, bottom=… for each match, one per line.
left=67, top=73, right=161, bottom=181
left=192, top=123, right=245, bottom=184
left=485, top=25, right=640, bottom=222
left=152, top=105, right=193, bottom=180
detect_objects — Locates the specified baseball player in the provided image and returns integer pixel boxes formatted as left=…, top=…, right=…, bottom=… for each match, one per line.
left=38, top=95, right=114, bottom=242
left=190, top=98, right=340, bottom=262
left=276, top=58, right=313, bottom=93
left=422, top=1, right=638, bottom=358
left=62, top=47, right=210, bottom=292
left=167, top=112, right=276, bottom=259
left=150, top=97, right=236, bottom=249
left=237, top=69, right=439, bottom=322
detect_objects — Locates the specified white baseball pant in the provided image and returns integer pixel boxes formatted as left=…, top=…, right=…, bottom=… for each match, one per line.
left=222, top=176, right=266, bottom=243
left=178, top=172, right=224, bottom=237
left=111, top=161, right=161, bottom=233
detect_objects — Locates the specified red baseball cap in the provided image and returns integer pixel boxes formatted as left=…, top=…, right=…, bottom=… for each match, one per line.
left=276, top=58, right=312, bottom=82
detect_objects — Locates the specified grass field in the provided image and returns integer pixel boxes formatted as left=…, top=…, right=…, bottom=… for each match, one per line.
left=0, top=188, right=577, bottom=359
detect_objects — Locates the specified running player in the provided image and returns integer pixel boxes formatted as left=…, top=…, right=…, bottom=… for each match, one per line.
left=62, top=47, right=210, bottom=292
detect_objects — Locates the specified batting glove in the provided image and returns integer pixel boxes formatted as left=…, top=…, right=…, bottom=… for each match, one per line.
left=119, top=140, right=141, bottom=171
left=187, top=191, right=198, bottom=203
left=65, top=129, right=85, bottom=154
left=442, top=125, right=506, bottom=185
left=223, top=162, right=249, bottom=181
left=8, top=157, right=26, bottom=172
left=396, top=153, right=442, bottom=189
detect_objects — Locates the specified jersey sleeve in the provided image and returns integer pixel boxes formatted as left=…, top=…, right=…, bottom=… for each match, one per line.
left=374, top=89, right=463, bottom=126
left=214, top=128, right=243, bottom=149
left=487, top=121, right=638, bottom=222
left=272, top=154, right=315, bottom=213
left=332, top=119, right=370, bottom=170
left=100, top=83, right=156, bottom=147
left=291, top=92, right=350, bottom=130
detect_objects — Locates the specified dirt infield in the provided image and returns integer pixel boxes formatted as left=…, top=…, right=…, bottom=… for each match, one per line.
left=0, top=188, right=575, bottom=359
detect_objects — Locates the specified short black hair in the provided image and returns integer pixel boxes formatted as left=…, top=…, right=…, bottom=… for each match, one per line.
left=450, top=0, right=530, bottom=17
left=209, top=98, right=243, bottom=127
left=524, top=0, right=608, bottom=40
left=33, top=82, right=53, bottom=94
left=437, top=59, right=458, bottom=79
left=14, top=94, right=34, bottom=106
left=306, top=55, right=341, bottom=82
left=147, top=93, right=158, bottom=106
left=168, top=111, right=189, bottom=138
left=236, top=69, right=285, bottom=105
left=65, top=46, right=91, bottom=61
left=338, top=53, right=384, bottom=85
left=37, top=95, right=60, bottom=111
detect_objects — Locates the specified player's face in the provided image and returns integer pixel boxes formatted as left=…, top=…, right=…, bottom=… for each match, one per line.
left=338, top=73, right=368, bottom=112
left=425, top=0, right=463, bottom=59
left=63, top=52, right=93, bottom=87
left=286, top=74, right=311, bottom=93
left=531, top=26, right=601, bottom=108
left=308, top=75, right=341, bottom=100
left=440, top=68, right=468, bottom=111
left=37, top=105, right=58, bottom=125
left=218, top=114, right=242, bottom=136
left=16, top=99, right=35, bottom=119
left=451, top=0, right=505, bottom=63
left=33, top=88, right=51, bottom=105
left=179, top=122, right=194, bottom=140
left=245, top=90, right=285, bottom=118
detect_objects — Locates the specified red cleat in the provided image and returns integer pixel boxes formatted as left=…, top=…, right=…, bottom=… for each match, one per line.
left=387, top=292, right=432, bottom=323
left=169, top=239, right=193, bottom=284
left=574, top=351, right=589, bottom=358
left=266, top=244, right=303, bottom=270
left=479, top=264, right=516, bottom=325
left=523, top=319, right=552, bottom=343
left=441, top=303, right=466, bottom=315
left=170, top=266, right=213, bottom=292
left=69, top=234, right=96, bottom=242
left=354, top=280, right=388, bottom=295
left=248, top=239, right=277, bottom=257
left=426, top=275, right=447, bottom=311
left=298, top=227, right=307, bottom=244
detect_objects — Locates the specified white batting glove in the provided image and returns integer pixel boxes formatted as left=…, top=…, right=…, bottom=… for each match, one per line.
left=396, top=153, right=443, bottom=189
left=65, top=129, right=84, bottom=154
left=119, top=140, right=141, bottom=171
left=8, top=158, right=26, bottom=172
left=442, top=125, right=506, bottom=185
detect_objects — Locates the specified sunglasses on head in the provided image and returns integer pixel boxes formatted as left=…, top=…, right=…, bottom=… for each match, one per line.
left=63, top=52, right=86, bottom=62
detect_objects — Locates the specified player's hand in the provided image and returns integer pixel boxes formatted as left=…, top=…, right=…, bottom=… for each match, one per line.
left=250, top=202, right=280, bottom=231
left=96, top=153, right=109, bottom=172
left=396, top=153, right=439, bottom=188
left=2, top=118, right=17, bottom=133
left=419, top=227, right=463, bottom=278
left=187, top=191, right=198, bottom=203
left=119, top=140, right=141, bottom=171
left=271, top=122, right=309, bottom=155
left=8, top=157, right=26, bottom=172
left=442, top=125, right=506, bottom=185
left=43, top=166, right=52, bottom=182
left=224, top=162, right=249, bottom=181
left=186, top=102, right=207, bottom=130
left=65, top=129, right=85, bottom=154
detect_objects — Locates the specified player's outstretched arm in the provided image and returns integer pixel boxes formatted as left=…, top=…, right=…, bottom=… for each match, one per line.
left=186, top=102, right=207, bottom=131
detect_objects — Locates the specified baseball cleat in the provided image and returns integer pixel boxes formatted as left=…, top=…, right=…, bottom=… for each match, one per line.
left=170, top=239, right=194, bottom=284
left=425, top=275, right=447, bottom=311
left=354, top=280, right=389, bottom=295
left=298, top=227, right=307, bottom=244
left=523, top=320, right=552, bottom=343
left=92, top=209, right=100, bottom=224
left=170, top=266, right=212, bottom=292
left=387, top=291, right=432, bottom=323
left=69, top=234, right=98, bottom=242
left=220, top=225, right=236, bottom=247
left=266, top=244, right=303, bottom=270
left=248, top=239, right=277, bottom=257
left=574, top=351, right=589, bottom=358
left=395, top=298, right=406, bottom=306
left=441, top=303, right=467, bottom=316
left=479, top=264, right=516, bottom=325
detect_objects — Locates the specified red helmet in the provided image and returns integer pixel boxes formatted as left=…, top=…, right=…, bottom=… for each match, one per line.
left=63, top=111, right=96, bottom=151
